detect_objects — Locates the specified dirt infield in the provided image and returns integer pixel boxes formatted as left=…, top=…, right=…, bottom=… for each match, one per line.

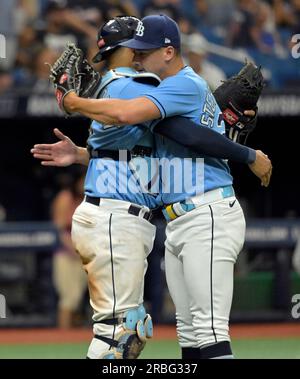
left=0, top=323, right=300, bottom=344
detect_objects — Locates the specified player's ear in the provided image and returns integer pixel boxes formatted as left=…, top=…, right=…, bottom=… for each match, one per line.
left=164, top=46, right=176, bottom=62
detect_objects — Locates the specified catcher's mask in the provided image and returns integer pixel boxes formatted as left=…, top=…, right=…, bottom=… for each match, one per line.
left=92, top=16, right=140, bottom=63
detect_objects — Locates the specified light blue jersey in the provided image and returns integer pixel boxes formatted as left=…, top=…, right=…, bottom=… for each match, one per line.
left=143, top=66, right=233, bottom=205
left=85, top=67, right=160, bottom=209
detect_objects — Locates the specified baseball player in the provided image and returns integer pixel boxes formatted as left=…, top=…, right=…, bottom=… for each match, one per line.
left=53, top=15, right=162, bottom=359
left=58, top=15, right=272, bottom=359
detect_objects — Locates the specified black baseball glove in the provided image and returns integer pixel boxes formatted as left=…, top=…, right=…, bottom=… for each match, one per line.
left=48, top=43, right=101, bottom=114
left=213, top=61, right=264, bottom=144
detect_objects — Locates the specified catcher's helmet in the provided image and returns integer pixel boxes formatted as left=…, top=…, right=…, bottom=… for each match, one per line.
left=92, top=16, right=140, bottom=63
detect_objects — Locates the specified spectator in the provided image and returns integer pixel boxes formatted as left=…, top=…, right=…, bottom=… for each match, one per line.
left=0, top=70, right=13, bottom=95
left=38, top=0, right=98, bottom=54
left=16, top=24, right=38, bottom=65
left=227, top=0, right=259, bottom=48
left=51, top=170, right=87, bottom=328
left=39, top=1, right=79, bottom=53
left=181, top=0, right=236, bottom=29
left=31, top=47, right=60, bottom=93
left=291, top=0, right=300, bottom=35
left=271, top=0, right=295, bottom=28
left=203, top=0, right=235, bottom=27
left=13, top=45, right=59, bottom=91
left=63, top=0, right=109, bottom=27
left=254, top=1, right=287, bottom=56
left=186, top=33, right=226, bottom=90
left=141, top=0, right=181, bottom=21
left=105, top=0, right=140, bottom=18
left=177, top=16, right=196, bottom=47
left=180, top=0, right=208, bottom=27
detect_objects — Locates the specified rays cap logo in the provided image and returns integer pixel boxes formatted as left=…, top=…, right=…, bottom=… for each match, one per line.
left=120, top=14, right=181, bottom=50
left=136, top=21, right=145, bottom=37
left=0, top=34, right=6, bottom=59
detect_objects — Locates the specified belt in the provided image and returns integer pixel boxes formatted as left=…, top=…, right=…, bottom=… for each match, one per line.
left=88, top=145, right=152, bottom=161
left=162, top=185, right=235, bottom=222
left=85, top=195, right=152, bottom=221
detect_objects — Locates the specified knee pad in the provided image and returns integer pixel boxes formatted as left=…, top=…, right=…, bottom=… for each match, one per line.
left=117, top=305, right=153, bottom=359
left=96, top=305, right=153, bottom=359
left=123, top=305, right=153, bottom=340
left=137, top=304, right=153, bottom=339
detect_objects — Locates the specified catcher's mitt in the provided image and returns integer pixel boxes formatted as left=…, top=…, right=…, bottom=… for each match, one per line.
left=48, top=43, right=101, bottom=114
left=213, top=61, right=264, bottom=144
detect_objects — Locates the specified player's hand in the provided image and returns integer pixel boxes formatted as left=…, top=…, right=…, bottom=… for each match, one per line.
left=248, top=150, right=272, bottom=187
left=244, top=110, right=255, bottom=117
left=31, top=128, right=78, bottom=167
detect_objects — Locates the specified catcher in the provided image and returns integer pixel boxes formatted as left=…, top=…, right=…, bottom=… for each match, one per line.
left=42, top=15, right=272, bottom=360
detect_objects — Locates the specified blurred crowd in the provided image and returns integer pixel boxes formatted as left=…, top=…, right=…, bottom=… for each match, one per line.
left=1, top=0, right=300, bottom=94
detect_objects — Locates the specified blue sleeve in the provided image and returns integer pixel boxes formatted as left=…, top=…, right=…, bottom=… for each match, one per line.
left=154, top=116, right=256, bottom=164
left=118, top=79, right=159, bottom=130
left=118, top=79, right=154, bottom=99
left=143, top=75, right=201, bottom=119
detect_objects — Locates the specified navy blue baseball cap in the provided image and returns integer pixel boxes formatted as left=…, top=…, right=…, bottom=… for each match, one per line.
left=120, top=14, right=181, bottom=50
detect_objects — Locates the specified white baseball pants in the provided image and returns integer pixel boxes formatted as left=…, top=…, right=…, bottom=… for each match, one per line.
left=71, top=199, right=156, bottom=358
left=165, top=196, right=246, bottom=348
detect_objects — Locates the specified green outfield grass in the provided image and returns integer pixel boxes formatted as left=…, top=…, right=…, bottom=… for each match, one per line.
left=0, top=338, right=299, bottom=359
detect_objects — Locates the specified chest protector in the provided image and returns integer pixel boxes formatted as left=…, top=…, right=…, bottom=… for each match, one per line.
left=94, top=68, right=161, bottom=99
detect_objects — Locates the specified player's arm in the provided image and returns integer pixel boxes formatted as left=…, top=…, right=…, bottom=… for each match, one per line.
left=64, top=92, right=160, bottom=125
left=154, top=116, right=256, bottom=163
left=154, top=116, right=272, bottom=187
left=63, top=91, right=255, bottom=134
left=31, top=128, right=89, bottom=167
